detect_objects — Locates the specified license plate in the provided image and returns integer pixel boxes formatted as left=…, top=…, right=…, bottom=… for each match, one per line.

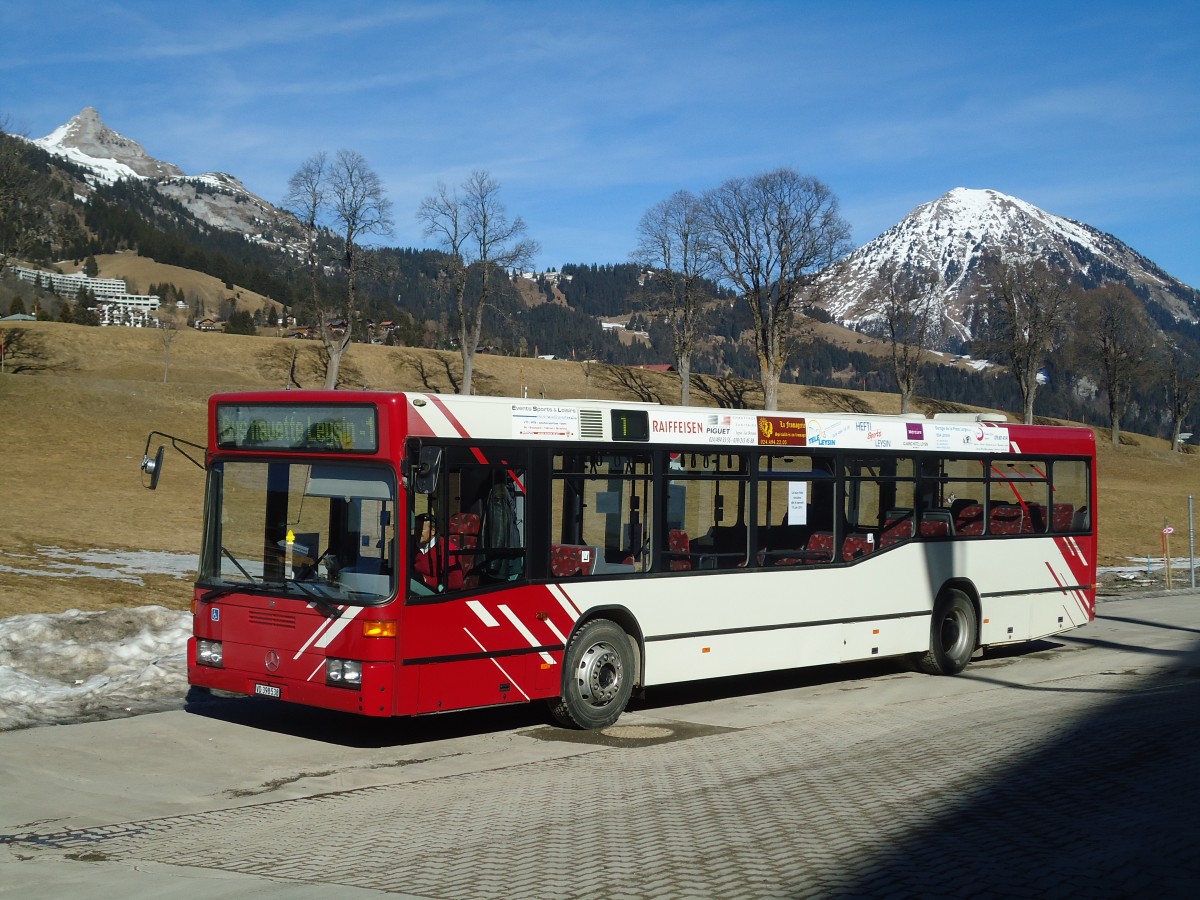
left=254, top=683, right=281, bottom=699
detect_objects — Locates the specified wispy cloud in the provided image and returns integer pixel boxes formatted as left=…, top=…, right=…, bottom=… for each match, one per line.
left=2, top=3, right=453, bottom=68
left=6, top=0, right=1198, bottom=283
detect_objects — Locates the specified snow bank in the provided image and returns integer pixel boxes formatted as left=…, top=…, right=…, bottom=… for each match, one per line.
left=0, top=606, right=191, bottom=731
left=0, top=547, right=197, bottom=731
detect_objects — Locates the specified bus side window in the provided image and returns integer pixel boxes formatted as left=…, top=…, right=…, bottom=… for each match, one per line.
left=668, top=452, right=750, bottom=570
left=477, top=479, right=525, bottom=582
left=988, top=459, right=1049, bottom=534
left=843, top=456, right=916, bottom=555
left=552, top=452, right=652, bottom=576
left=423, top=447, right=529, bottom=590
left=1051, top=460, right=1091, bottom=533
left=756, top=453, right=834, bottom=567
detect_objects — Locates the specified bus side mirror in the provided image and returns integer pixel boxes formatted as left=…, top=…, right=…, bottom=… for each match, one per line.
left=141, top=445, right=166, bottom=490
left=414, top=446, right=443, bottom=494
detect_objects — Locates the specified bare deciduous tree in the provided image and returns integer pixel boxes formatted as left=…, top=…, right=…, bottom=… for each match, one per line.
left=1075, top=283, right=1155, bottom=446
left=284, top=149, right=392, bottom=389
left=632, top=190, right=711, bottom=406
left=326, top=150, right=392, bottom=388
left=157, top=306, right=179, bottom=383
left=977, top=260, right=1074, bottom=424
left=698, top=169, right=851, bottom=410
left=283, top=151, right=328, bottom=331
left=1160, top=339, right=1200, bottom=452
left=868, top=262, right=942, bottom=413
left=418, top=171, right=538, bottom=395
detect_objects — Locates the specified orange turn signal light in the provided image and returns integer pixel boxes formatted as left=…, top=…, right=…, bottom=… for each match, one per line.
left=363, top=620, right=397, bottom=638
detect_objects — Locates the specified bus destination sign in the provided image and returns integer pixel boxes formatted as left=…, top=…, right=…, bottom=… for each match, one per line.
left=216, top=404, right=378, bottom=452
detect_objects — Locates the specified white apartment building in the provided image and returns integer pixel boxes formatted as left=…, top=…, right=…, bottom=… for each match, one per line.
left=10, top=264, right=160, bottom=311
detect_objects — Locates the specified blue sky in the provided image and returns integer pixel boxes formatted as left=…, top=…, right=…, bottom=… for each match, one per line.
left=4, top=1, right=1198, bottom=286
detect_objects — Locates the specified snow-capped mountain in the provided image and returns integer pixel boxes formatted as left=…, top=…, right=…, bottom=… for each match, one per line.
left=32, top=107, right=299, bottom=250
left=820, top=187, right=1200, bottom=349
left=33, top=106, right=184, bottom=181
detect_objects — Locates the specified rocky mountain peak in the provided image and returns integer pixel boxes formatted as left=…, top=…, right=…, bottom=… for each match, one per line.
left=35, top=107, right=184, bottom=181
left=31, top=108, right=302, bottom=254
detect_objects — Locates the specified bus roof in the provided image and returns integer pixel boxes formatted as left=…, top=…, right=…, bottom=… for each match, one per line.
left=208, top=390, right=1094, bottom=458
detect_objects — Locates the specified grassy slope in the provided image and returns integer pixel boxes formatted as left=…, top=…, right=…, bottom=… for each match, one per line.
left=2, top=321, right=1194, bottom=616
left=84, top=252, right=285, bottom=317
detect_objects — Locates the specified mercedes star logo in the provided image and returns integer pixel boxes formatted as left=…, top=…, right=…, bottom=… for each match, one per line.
left=264, top=650, right=280, bottom=672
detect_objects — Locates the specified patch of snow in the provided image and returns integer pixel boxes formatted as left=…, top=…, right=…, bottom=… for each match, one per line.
left=0, top=606, right=190, bottom=731
left=0, top=548, right=199, bottom=730
left=1099, top=557, right=1197, bottom=575
left=0, top=546, right=196, bottom=586
left=36, top=142, right=142, bottom=184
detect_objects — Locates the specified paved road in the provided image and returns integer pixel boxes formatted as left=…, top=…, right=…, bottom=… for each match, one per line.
left=2, top=594, right=1198, bottom=899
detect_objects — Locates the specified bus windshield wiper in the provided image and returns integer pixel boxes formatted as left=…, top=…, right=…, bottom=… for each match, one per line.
left=200, top=580, right=262, bottom=602
left=285, top=579, right=343, bottom=619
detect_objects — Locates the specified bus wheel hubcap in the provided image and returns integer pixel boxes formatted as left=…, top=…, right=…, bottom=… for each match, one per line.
left=579, top=642, right=621, bottom=705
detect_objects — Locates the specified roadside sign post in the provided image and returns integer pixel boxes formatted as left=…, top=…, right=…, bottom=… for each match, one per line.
left=1163, top=523, right=1175, bottom=590
left=1191, top=496, right=1196, bottom=591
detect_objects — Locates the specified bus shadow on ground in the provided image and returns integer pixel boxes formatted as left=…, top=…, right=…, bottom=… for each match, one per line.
left=183, top=686, right=551, bottom=748
left=182, top=641, right=1062, bottom=748
left=826, top=633, right=1200, bottom=898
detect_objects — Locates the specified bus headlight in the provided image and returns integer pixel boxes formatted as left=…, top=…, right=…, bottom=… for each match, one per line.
left=325, top=659, right=363, bottom=688
left=197, top=640, right=224, bottom=668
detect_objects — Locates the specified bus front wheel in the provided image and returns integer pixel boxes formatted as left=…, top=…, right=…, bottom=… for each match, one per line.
left=914, top=589, right=977, bottom=675
left=549, top=619, right=634, bottom=729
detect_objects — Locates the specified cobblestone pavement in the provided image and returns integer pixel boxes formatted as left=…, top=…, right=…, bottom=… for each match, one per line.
left=3, top=597, right=1199, bottom=899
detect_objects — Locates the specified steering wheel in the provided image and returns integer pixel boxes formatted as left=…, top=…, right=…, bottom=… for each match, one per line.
left=298, top=548, right=339, bottom=581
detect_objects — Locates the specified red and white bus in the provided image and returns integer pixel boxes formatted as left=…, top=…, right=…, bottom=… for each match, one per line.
left=178, top=390, right=1096, bottom=729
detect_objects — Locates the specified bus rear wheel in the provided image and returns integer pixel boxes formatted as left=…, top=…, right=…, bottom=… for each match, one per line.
left=550, top=619, right=634, bottom=729
left=914, top=589, right=977, bottom=675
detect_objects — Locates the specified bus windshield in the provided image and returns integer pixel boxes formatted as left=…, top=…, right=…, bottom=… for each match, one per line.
left=200, top=460, right=398, bottom=605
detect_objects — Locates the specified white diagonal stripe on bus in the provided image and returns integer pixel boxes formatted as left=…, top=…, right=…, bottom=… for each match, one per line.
left=416, top=393, right=463, bottom=438
left=542, top=616, right=567, bottom=644
left=306, top=659, right=326, bottom=682
left=498, top=604, right=556, bottom=665
left=1066, top=586, right=1088, bottom=620
left=315, top=606, right=362, bottom=649
left=1046, top=560, right=1089, bottom=619
left=464, top=628, right=530, bottom=700
left=549, top=584, right=581, bottom=620
left=293, top=611, right=338, bottom=659
left=467, top=599, right=501, bottom=627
